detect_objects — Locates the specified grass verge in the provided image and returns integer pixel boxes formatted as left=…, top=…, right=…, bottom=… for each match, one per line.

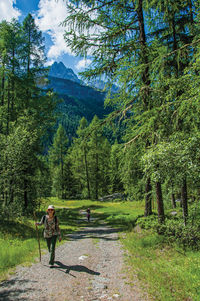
left=122, top=229, right=200, bottom=301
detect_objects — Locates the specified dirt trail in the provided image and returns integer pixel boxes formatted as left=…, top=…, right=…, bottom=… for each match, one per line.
left=0, top=217, right=149, bottom=301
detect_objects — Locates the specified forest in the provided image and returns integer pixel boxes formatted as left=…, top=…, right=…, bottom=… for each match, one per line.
left=0, top=1, right=200, bottom=248
left=1, top=1, right=200, bottom=299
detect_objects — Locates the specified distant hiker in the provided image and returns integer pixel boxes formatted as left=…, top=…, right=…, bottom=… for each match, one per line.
left=87, top=208, right=91, bottom=222
left=35, top=205, right=61, bottom=267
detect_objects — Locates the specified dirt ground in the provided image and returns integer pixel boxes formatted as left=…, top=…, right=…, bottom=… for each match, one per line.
left=0, top=219, right=149, bottom=301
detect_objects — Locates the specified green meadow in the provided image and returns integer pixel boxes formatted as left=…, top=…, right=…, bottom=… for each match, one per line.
left=1, top=198, right=200, bottom=301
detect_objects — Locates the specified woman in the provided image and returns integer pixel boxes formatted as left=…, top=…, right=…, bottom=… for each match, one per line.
left=86, top=208, right=91, bottom=222
left=35, top=205, right=61, bottom=267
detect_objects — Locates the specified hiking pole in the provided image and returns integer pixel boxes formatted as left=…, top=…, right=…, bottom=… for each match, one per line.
left=34, top=212, right=41, bottom=262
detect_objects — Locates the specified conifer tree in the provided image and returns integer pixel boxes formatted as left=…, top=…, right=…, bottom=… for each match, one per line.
left=49, top=124, right=68, bottom=198
left=63, top=0, right=156, bottom=215
left=0, top=15, right=57, bottom=215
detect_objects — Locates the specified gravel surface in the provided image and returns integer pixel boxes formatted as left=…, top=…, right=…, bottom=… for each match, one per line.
left=0, top=221, right=149, bottom=301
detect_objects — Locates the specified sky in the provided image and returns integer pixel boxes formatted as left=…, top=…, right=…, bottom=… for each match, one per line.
left=0, top=0, right=92, bottom=75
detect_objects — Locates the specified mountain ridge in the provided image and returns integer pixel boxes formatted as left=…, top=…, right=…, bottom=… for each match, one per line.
left=46, top=61, right=111, bottom=140
left=49, top=61, right=80, bottom=84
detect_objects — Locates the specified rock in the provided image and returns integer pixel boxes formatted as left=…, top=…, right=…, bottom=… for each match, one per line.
left=99, top=193, right=126, bottom=202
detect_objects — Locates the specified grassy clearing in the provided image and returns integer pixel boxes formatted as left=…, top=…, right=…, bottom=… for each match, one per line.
left=93, top=200, right=144, bottom=229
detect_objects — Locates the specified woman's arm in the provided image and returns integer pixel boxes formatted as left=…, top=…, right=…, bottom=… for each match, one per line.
left=56, top=218, right=62, bottom=241
left=35, top=215, right=45, bottom=226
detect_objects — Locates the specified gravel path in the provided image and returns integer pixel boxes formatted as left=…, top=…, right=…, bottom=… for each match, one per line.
left=0, top=221, right=149, bottom=301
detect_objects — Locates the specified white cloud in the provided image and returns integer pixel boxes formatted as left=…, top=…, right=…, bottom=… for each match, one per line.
left=44, top=59, right=55, bottom=67
left=35, top=0, right=105, bottom=63
left=0, top=0, right=21, bottom=22
left=75, top=59, right=92, bottom=70
left=35, top=0, right=74, bottom=60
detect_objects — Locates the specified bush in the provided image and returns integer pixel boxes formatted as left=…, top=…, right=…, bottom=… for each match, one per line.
left=136, top=214, right=200, bottom=250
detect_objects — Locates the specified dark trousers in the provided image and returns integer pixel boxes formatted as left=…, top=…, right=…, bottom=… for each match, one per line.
left=46, top=235, right=57, bottom=265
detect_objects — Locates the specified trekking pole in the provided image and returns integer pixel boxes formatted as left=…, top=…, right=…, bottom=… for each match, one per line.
left=34, top=212, right=41, bottom=262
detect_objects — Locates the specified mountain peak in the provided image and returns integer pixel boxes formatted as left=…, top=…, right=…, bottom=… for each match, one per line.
left=49, top=61, right=80, bottom=83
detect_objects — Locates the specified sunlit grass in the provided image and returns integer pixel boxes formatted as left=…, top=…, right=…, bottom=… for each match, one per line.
left=122, top=230, right=200, bottom=301
left=48, top=197, right=145, bottom=230
left=0, top=238, right=46, bottom=280
left=0, top=217, right=47, bottom=280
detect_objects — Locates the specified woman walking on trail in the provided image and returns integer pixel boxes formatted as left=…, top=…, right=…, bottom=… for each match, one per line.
left=35, top=205, right=61, bottom=267
left=87, top=208, right=91, bottom=222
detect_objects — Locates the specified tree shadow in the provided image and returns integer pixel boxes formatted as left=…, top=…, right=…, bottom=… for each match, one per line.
left=0, top=279, right=37, bottom=301
left=66, top=227, right=122, bottom=241
left=53, top=261, right=100, bottom=277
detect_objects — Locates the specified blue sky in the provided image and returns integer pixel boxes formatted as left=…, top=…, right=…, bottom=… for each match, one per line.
left=0, top=0, right=92, bottom=75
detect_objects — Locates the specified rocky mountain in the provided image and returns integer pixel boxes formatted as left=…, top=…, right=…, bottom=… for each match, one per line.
left=49, top=62, right=80, bottom=84
left=47, top=62, right=110, bottom=140
left=87, top=79, right=119, bottom=93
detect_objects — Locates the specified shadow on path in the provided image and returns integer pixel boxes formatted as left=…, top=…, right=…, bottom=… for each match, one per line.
left=52, top=261, right=100, bottom=278
left=66, top=227, right=122, bottom=241
left=0, top=279, right=37, bottom=301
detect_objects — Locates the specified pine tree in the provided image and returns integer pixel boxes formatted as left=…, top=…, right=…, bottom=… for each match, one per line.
left=49, top=124, right=68, bottom=198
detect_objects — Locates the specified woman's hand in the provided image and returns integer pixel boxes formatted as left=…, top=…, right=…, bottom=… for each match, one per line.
left=59, top=236, right=62, bottom=242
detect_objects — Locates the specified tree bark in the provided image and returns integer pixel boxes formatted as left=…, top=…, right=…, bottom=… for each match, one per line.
left=137, top=0, right=153, bottom=217
left=1, top=65, right=5, bottom=106
left=60, top=148, right=65, bottom=199
left=24, top=179, right=28, bottom=210
left=171, top=193, right=176, bottom=209
left=156, top=181, right=165, bottom=223
left=84, top=146, right=91, bottom=199
left=95, top=134, right=99, bottom=200
left=6, top=81, right=10, bottom=136
left=144, top=177, right=152, bottom=216
left=171, top=183, right=176, bottom=208
left=188, top=0, right=194, bottom=25
left=181, top=177, right=188, bottom=225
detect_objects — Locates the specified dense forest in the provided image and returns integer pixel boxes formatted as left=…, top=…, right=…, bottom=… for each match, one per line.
left=0, top=1, right=200, bottom=248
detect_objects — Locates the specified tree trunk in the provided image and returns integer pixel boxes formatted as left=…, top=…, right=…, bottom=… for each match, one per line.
left=60, top=150, right=65, bottom=199
left=137, top=0, right=151, bottom=105
left=181, top=177, right=188, bottom=225
left=11, top=47, right=15, bottom=116
left=95, top=135, right=99, bottom=200
left=6, top=81, right=10, bottom=136
left=84, top=146, right=91, bottom=199
left=144, top=177, right=152, bottom=216
left=171, top=183, right=176, bottom=208
left=188, top=0, right=194, bottom=25
left=1, top=66, right=5, bottom=106
left=156, top=181, right=165, bottom=223
left=171, top=193, right=176, bottom=209
left=24, top=179, right=28, bottom=210
left=137, top=0, right=153, bottom=217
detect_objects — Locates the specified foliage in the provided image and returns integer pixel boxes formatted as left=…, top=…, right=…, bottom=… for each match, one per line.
left=62, top=0, right=200, bottom=224
left=137, top=202, right=200, bottom=250
left=0, top=15, right=57, bottom=217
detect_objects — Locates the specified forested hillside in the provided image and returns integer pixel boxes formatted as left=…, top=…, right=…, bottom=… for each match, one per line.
left=47, top=62, right=111, bottom=139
